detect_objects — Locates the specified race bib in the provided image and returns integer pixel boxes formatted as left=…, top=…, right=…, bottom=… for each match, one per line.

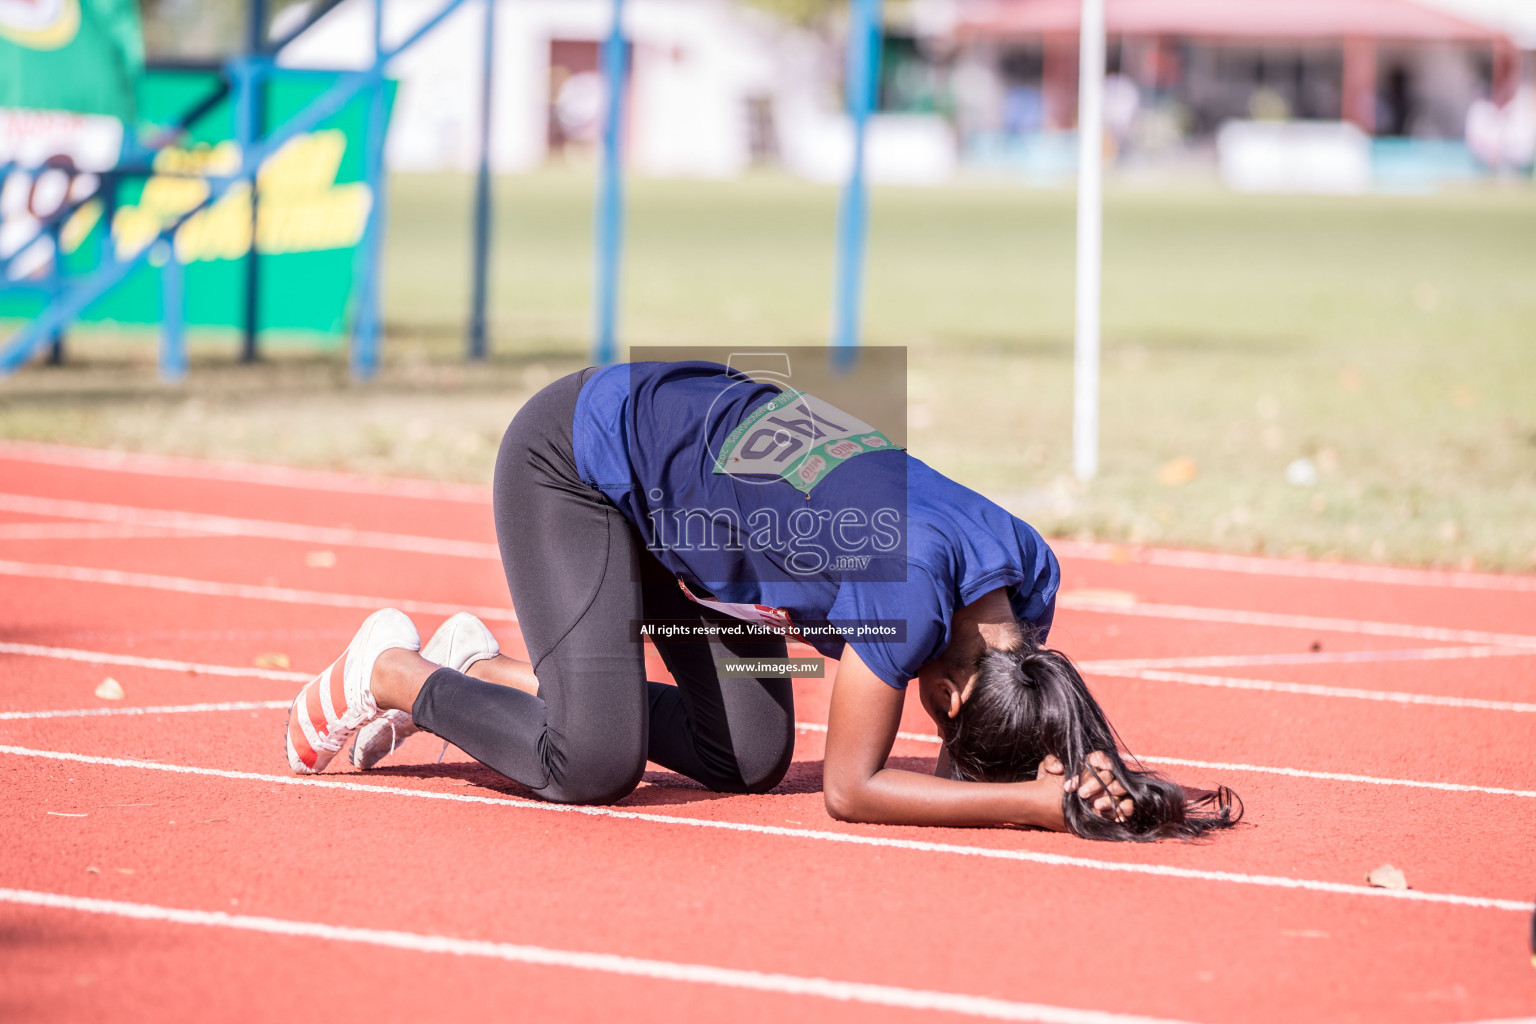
left=712, top=388, right=901, bottom=494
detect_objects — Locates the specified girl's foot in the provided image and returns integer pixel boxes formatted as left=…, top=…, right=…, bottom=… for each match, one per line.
left=284, top=608, right=420, bottom=774
left=349, top=612, right=499, bottom=770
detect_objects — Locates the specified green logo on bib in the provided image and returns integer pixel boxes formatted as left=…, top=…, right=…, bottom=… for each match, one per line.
left=713, top=389, right=902, bottom=495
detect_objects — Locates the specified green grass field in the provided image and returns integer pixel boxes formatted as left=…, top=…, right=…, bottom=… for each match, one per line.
left=3, top=170, right=1534, bottom=571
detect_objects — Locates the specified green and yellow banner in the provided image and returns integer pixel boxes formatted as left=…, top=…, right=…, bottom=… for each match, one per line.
left=0, top=0, right=143, bottom=120
left=1, top=69, right=395, bottom=341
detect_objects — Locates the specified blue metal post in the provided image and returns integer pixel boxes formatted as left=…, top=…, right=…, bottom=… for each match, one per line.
left=466, top=0, right=494, bottom=361
left=350, top=0, right=388, bottom=379
left=591, top=0, right=626, bottom=366
left=831, top=0, right=882, bottom=353
left=158, top=242, right=187, bottom=382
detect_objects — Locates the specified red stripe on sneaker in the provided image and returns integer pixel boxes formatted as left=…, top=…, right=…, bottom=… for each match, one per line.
left=328, top=648, right=351, bottom=723
left=306, top=673, right=329, bottom=735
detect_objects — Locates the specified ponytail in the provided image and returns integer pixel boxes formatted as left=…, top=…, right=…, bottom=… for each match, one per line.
left=939, top=641, right=1243, bottom=842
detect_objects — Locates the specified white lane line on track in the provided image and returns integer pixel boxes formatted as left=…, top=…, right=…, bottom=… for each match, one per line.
left=4, top=699, right=1527, bottom=800
left=1080, top=645, right=1535, bottom=672
left=0, top=632, right=1524, bottom=724
left=0, top=493, right=500, bottom=560
left=1130, top=756, right=1536, bottom=801
left=793, top=725, right=1536, bottom=800
left=0, top=560, right=519, bottom=624
left=0, top=441, right=489, bottom=504
left=8, top=557, right=1529, bottom=653
left=0, top=887, right=1192, bottom=1024
left=1090, top=668, right=1536, bottom=713
left=0, top=700, right=288, bottom=721
left=0, top=641, right=311, bottom=681
left=0, top=523, right=204, bottom=541
left=1051, top=540, right=1536, bottom=593
left=9, top=440, right=1535, bottom=597
left=1056, top=595, right=1536, bottom=650
left=2, top=744, right=1530, bottom=913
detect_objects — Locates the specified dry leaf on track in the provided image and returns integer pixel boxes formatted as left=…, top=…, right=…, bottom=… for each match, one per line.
left=254, top=653, right=291, bottom=669
left=1158, top=456, right=1199, bottom=486
left=1366, top=864, right=1409, bottom=890
left=94, top=677, right=124, bottom=700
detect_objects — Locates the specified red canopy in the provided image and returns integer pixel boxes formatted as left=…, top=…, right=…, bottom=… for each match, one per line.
left=955, top=0, right=1507, bottom=43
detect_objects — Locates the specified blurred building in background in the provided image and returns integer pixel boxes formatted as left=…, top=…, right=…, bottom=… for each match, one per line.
left=280, top=0, right=782, bottom=177
left=278, top=0, right=961, bottom=184
left=211, top=0, right=1536, bottom=189
left=916, top=0, right=1531, bottom=190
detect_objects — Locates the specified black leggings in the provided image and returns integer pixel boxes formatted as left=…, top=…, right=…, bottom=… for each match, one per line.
left=410, top=369, right=796, bottom=804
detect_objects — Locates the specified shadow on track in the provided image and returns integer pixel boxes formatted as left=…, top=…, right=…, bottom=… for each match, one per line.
left=350, top=754, right=940, bottom=808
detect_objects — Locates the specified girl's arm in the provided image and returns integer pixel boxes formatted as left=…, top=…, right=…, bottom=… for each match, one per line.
left=822, top=646, right=1067, bottom=828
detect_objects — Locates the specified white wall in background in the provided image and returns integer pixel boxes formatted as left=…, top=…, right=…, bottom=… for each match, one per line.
left=771, top=26, right=958, bottom=186
left=279, top=0, right=780, bottom=178
left=1217, top=121, right=1372, bottom=194
left=778, top=110, right=958, bottom=185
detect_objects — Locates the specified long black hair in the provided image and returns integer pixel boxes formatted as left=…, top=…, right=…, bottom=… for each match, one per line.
left=938, top=639, right=1242, bottom=842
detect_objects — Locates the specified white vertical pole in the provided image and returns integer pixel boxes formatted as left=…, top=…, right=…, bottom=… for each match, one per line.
left=1073, top=0, right=1106, bottom=482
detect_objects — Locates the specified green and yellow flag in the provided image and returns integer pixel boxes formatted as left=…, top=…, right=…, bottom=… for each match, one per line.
left=0, top=0, right=144, bottom=120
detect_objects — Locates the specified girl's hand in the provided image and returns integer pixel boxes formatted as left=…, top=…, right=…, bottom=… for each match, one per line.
left=826, top=646, right=1093, bottom=829
left=1042, top=752, right=1134, bottom=824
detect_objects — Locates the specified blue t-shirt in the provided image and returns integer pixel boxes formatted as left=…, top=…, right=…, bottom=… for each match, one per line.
left=571, top=361, right=1059, bottom=688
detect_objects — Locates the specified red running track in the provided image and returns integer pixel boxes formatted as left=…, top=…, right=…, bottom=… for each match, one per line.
left=0, top=440, right=1533, bottom=1024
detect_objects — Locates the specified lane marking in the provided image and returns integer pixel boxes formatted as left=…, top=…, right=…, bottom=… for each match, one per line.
left=0, top=641, right=311, bottom=682
left=1, top=744, right=1530, bottom=913
left=1091, top=668, right=1536, bottom=713
left=793, top=725, right=1536, bottom=800
left=8, top=558, right=1529, bottom=656
left=1080, top=646, right=1535, bottom=672
left=9, top=438, right=1535, bottom=601
left=1052, top=540, right=1536, bottom=594
left=0, top=887, right=1193, bottom=1024
left=3, top=698, right=1527, bottom=800
left=0, top=560, right=519, bottom=624
left=0, top=492, right=499, bottom=560
left=1128, top=756, right=1536, bottom=801
left=0, top=700, right=288, bottom=721
left=3, top=634, right=1526, bottom=729
left=1057, top=595, right=1536, bottom=650
left=0, top=523, right=202, bottom=541
left=9, top=439, right=1533, bottom=597
left=9, top=436, right=1523, bottom=595
left=0, top=441, right=488, bottom=503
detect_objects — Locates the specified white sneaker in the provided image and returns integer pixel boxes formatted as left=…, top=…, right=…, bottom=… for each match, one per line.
left=285, top=608, right=420, bottom=775
left=348, top=612, right=500, bottom=770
